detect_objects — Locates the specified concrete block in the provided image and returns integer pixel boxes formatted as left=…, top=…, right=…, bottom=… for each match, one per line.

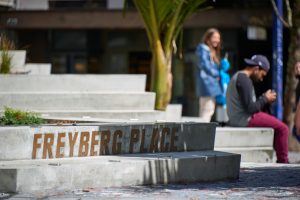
left=16, top=0, right=48, bottom=10
left=215, top=127, right=274, bottom=148
left=0, top=74, right=146, bottom=92
left=166, top=104, right=182, bottom=122
left=0, top=122, right=216, bottom=160
left=0, top=151, right=240, bottom=192
left=24, top=63, right=52, bottom=75
left=0, top=92, right=155, bottom=110
left=214, top=127, right=274, bottom=163
left=215, top=147, right=273, bottom=163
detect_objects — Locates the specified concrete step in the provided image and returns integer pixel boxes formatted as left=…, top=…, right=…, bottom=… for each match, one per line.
left=36, top=110, right=165, bottom=121
left=215, top=147, right=274, bottom=163
left=0, top=92, right=155, bottom=111
left=0, top=122, right=216, bottom=161
left=215, top=127, right=274, bottom=148
left=0, top=151, right=240, bottom=193
left=0, top=74, right=146, bottom=92
left=215, top=127, right=274, bottom=163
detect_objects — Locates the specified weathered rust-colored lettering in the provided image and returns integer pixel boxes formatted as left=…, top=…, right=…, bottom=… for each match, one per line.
left=90, top=131, right=100, bottom=156
left=56, top=132, right=65, bottom=158
left=43, top=133, right=54, bottom=159
left=129, top=129, right=140, bottom=153
left=32, top=133, right=42, bottom=159
left=68, top=132, right=78, bottom=157
left=150, top=128, right=159, bottom=152
left=79, top=131, right=90, bottom=157
left=100, top=130, right=110, bottom=155
left=170, top=127, right=178, bottom=151
left=112, top=130, right=122, bottom=154
left=160, top=127, right=170, bottom=152
left=140, top=129, right=147, bottom=153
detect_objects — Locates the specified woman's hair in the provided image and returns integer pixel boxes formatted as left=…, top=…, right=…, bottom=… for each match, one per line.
left=202, top=28, right=221, bottom=64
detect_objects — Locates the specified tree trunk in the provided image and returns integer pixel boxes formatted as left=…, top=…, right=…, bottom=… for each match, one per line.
left=150, top=40, right=172, bottom=110
left=284, top=0, right=300, bottom=151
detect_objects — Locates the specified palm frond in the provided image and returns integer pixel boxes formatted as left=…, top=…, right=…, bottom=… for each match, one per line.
left=173, top=0, right=207, bottom=40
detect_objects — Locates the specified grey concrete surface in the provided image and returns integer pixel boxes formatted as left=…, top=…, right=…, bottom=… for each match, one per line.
left=215, top=127, right=274, bottom=148
left=0, top=75, right=146, bottom=92
left=30, top=104, right=181, bottom=122
left=0, top=151, right=240, bottom=193
left=0, top=92, right=155, bottom=111
left=0, top=162, right=299, bottom=200
left=215, top=127, right=274, bottom=162
left=0, top=123, right=216, bottom=160
left=38, top=110, right=166, bottom=121
left=24, top=63, right=52, bottom=75
left=289, top=151, right=300, bottom=163
left=165, top=104, right=182, bottom=122
left=215, top=147, right=274, bottom=163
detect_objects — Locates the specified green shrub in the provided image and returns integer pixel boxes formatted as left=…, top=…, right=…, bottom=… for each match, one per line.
left=0, top=51, right=11, bottom=73
left=0, top=107, right=46, bottom=125
left=0, top=33, right=15, bottom=74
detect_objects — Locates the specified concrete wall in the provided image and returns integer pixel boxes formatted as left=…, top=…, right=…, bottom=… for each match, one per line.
left=0, top=122, right=215, bottom=160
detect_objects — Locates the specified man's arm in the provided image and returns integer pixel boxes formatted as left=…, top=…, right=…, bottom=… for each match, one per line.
left=236, top=73, right=268, bottom=114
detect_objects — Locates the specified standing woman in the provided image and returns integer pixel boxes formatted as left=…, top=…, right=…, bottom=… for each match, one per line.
left=195, top=28, right=222, bottom=122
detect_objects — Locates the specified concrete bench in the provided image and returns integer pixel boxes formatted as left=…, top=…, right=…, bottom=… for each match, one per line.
left=215, top=127, right=274, bottom=163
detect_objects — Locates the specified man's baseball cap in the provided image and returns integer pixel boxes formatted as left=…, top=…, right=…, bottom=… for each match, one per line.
left=244, top=55, right=270, bottom=71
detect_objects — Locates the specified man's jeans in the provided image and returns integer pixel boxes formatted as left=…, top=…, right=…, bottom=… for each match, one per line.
left=248, top=112, right=289, bottom=163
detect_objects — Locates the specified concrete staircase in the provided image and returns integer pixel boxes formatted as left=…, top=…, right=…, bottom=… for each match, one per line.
left=0, top=122, right=240, bottom=193
left=0, top=75, right=241, bottom=193
left=0, top=74, right=165, bottom=121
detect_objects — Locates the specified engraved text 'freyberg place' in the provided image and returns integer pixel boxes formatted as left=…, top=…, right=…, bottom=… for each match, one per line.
left=32, top=126, right=179, bottom=159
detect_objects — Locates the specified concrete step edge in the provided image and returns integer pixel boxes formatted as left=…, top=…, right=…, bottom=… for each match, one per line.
left=0, top=91, right=155, bottom=94
left=0, top=150, right=239, bottom=166
left=0, top=150, right=240, bottom=193
left=215, top=147, right=273, bottom=151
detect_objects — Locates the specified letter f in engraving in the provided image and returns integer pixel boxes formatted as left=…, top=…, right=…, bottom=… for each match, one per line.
left=32, top=133, right=42, bottom=159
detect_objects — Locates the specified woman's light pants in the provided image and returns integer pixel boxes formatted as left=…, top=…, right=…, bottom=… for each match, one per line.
left=199, top=97, right=215, bottom=122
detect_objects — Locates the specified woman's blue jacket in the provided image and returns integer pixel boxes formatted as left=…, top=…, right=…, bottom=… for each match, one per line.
left=195, top=43, right=222, bottom=97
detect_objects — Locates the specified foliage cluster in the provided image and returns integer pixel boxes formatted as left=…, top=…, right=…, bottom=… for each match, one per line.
left=0, top=33, right=15, bottom=74
left=0, top=107, right=46, bottom=125
left=125, top=0, right=206, bottom=110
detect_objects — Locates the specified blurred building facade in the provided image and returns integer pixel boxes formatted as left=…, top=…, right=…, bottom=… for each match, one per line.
left=0, top=0, right=289, bottom=116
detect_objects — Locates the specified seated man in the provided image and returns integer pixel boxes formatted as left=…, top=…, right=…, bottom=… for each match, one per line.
left=226, top=55, right=289, bottom=163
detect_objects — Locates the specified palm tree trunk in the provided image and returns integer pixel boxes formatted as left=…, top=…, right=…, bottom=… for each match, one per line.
left=284, top=0, right=300, bottom=151
left=150, top=40, right=172, bottom=110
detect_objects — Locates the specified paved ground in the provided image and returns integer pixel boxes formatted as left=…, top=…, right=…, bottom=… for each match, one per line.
left=1, top=162, right=300, bottom=200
